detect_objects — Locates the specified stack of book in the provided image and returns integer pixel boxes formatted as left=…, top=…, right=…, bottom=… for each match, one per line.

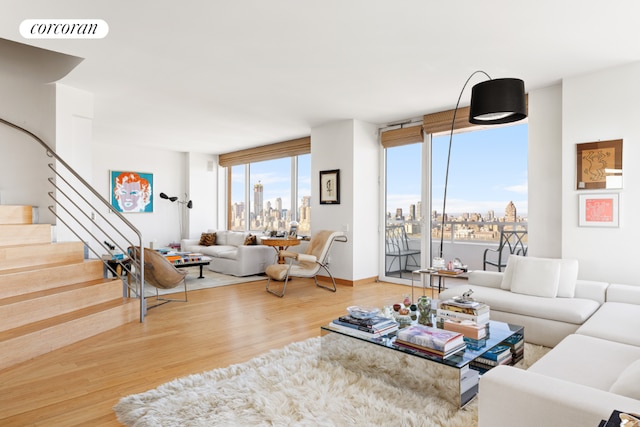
left=501, top=333, right=524, bottom=364
left=164, top=252, right=204, bottom=264
left=174, top=253, right=204, bottom=264
left=442, top=319, right=487, bottom=340
left=470, top=344, right=513, bottom=372
left=436, top=298, right=490, bottom=339
left=395, top=324, right=466, bottom=358
left=328, top=314, right=399, bottom=339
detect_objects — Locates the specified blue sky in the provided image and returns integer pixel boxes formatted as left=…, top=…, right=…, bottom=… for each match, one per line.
left=387, top=123, right=528, bottom=217
left=233, top=123, right=528, bottom=218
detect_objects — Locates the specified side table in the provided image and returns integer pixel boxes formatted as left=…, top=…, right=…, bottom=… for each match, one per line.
left=261, top=237, right=301, bottom=263
left=411, top=269, right=469, bottom=299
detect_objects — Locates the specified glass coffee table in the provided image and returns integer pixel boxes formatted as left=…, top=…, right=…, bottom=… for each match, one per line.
left=320, top=320, right=524, bottom=407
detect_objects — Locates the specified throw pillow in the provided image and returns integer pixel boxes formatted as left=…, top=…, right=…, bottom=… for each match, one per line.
left=556, top=259, right=579, bottom=298
left=610, top=359, right=640, bottom=400
left=227, top=231, right=248, bottom=247
left=500, top=255, right=521, bottom=290
left=199, top=232, right=216, bottom=246
left=509, top=256, right=561, bottom=298
left=244, top=234, right=257, bottom=245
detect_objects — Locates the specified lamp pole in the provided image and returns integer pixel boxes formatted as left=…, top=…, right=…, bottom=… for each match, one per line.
left=437, top=71, right=527, bottom=262
left=439, top=70, right=491, bottom=260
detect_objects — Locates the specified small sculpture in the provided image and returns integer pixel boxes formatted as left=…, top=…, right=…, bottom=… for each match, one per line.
left=454, top=289, right=475, bottom=303
left=417, top=296, right=433, bottom=326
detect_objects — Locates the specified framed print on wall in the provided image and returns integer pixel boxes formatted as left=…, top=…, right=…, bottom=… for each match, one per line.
left=576, top=139, right=623, bottom=190
left=319, top=169, right=340, bottom=205
left=578, top=193, right=619, bottom=227
left=110, top=171, right=154, bottom=213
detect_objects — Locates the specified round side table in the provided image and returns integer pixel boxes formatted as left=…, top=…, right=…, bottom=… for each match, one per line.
left=261, top=237, right=301, bottom=264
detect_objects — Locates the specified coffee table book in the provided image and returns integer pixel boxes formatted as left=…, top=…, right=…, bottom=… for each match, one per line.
left=442, top=319, right=487, bottom=339
left=327, top=321, right=398, bottom=339
left=335, top=315, right=397, bottom=332
left=395, top=325, right=466, bottom=357
left=436, top=309, right=490, bottom=326
left=439, top=299, right=490, bottom=315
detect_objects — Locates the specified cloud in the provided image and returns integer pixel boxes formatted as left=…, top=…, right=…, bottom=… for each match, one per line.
left=504, top=182, right=528, bottom=194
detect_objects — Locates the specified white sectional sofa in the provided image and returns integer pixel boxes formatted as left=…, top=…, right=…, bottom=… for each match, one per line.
left=181, top=230, right=276, bottom=277
left=439, top=256, right=640, bottom=426
left=439, top=256, right=608, bottom=347
left=479, top=283, right=640, bottom=426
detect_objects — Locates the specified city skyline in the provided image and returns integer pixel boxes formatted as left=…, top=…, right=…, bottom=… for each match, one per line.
left=230, top=123, right=528, bottom=226
left=387, top=123, right=528, bottom=218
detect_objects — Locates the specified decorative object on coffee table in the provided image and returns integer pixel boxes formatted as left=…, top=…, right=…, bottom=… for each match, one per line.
left=417, top=295, right=433, bottom=326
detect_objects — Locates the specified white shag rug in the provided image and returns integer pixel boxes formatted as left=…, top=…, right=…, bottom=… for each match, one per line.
left=114, top=336, right=550, bottom=427
left=144, top=268, right=265, bottom=297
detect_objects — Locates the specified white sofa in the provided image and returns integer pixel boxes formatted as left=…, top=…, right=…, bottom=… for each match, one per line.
left=439, top=255, right=640, bottom=426
left=181, top=230, right=276, bottom=277
left=439, top=256, right=608, bottom=347
left=478, top=283, right=640, bottom=427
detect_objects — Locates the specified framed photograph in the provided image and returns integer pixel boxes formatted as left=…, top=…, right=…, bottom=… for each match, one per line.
left=110, top=171, right=154, bottom=213
left=576, top=139, right=623, bottom=190
left=578, top=193, right=619, bottom=227
left=319, top=169, right=340, bottom=205
left=288, top=222, right=298, bottom=238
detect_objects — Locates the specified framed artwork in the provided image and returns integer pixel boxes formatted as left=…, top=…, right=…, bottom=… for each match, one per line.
left=576, top=139, right=623, bottom=190
left=110, top=171, right=154, bottom=213
left=319, top=169, right=340, bottom=205
left=578, top=193, right=619, bottom=227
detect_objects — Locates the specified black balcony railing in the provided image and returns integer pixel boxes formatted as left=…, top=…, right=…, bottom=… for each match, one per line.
left=384, top=220, right=528, bottom=279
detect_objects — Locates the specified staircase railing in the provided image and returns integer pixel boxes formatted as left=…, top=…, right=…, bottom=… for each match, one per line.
left=0, top=117, right=147, bottom=322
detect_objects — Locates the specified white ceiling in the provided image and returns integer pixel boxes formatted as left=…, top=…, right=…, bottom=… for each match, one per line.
left=2, top=0, right=640, bottom=154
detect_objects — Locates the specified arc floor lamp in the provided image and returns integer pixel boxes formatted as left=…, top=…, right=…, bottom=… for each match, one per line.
left=437, top=70, right=527, bottom=261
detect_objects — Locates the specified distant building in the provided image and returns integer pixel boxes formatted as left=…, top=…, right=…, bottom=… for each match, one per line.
left=505, top=201, right=516, bottom=223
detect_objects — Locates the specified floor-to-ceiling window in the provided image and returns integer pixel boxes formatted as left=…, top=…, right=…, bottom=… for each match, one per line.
left=384, top=142, right=423, bottom=279
left=382, top=121, right=528, bottom=282
left=221, top=137, right=311, bottom=235
left=297, top=154, right=311, bottom=235
left=229, top=164, right=246, bottom=231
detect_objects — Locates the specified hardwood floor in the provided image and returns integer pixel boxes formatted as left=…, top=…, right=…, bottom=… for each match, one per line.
left=0, top=275, right=423, bottom=426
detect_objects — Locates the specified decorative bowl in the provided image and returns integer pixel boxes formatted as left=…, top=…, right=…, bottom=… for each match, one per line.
left=346, top=305, right=380, bottom=319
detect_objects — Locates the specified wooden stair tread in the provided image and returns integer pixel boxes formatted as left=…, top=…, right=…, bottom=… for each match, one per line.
left=0, top=205, right=33, bottom=224
left=0, top=259, right=100, bottom=275
left=0, top=298, right=136, bottom=341
left=0, top=278, right=121, bottom=306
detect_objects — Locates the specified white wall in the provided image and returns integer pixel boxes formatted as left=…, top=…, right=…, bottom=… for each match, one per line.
left=561, top=61, right=640, bottom=283
left=352, top=120, right=380, bottom=280
left=0, top=42, right=72, bottom=224
left=55, top=83, right=94, bottom=242
left=311, top=119, right=379, bottom=282
left=187, top=152, right=218, bottom=238
left=527, top=84, right=563, bottom=258
left=311, top=120, right=354, bottom=280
